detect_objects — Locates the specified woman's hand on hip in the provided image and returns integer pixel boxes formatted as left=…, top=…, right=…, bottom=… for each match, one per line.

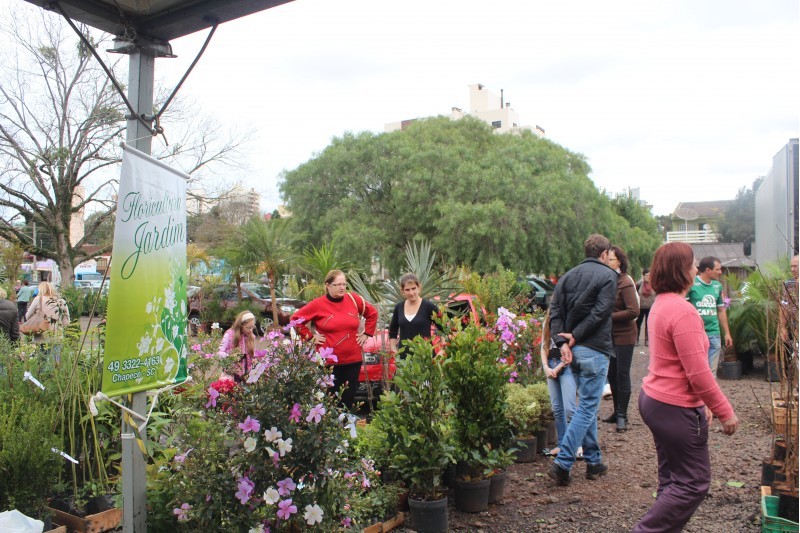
left=312, top=333, right=326, bottom=345
left=357, top=333, right=370, bottom=346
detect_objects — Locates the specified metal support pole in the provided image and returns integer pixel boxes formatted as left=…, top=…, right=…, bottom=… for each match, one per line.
left=121, top=45, right=155, bottom=533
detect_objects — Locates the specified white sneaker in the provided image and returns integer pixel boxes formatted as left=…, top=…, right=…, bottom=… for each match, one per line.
left=602, top=383, right=612, bottom=399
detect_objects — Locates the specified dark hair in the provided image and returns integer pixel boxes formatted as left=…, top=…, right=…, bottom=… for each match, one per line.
left=610, top=245, right=629, bottom=274
left=399, top=273, right=420, bottom=289
left=698, top=256, right=719, bottom=273
left=642, top=268, right=650, bottom=275
left=22, top=280, right=29, bottom=286
left=651, top=242, right=695, bottom=294
left=324, top=269, right=345, bottom=285
left=584, top=234, right=611, bottom=259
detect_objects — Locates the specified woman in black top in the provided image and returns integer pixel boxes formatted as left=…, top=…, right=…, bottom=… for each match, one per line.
left=388, top=273, right=438, bottom=358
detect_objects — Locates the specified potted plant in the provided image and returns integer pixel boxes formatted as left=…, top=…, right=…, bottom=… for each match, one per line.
left=441, top=322, right=514, bottom=513
left=504, top=383, right=544, bottom=462
left=371, top=337, right=454, bottom=533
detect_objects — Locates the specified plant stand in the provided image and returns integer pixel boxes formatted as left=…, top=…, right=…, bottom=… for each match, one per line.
left=48, top=507, right=122, bottom=533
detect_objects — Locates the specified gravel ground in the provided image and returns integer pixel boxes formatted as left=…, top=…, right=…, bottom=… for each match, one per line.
left=402, top=345, right=778, bottom=532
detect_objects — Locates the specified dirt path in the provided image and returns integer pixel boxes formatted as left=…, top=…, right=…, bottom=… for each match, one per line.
left=405, top=346, right=776, bottom=532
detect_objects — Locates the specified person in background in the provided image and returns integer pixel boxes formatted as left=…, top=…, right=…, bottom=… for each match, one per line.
left=635, top=268, right=655, bottom=346
left=217, top=310, right=257, bottom=382
left=25, top=282, right=70, bottom=360
left=686, top=256, right=733, bottom=375
left=547, top=233, right=617, bottom=486
left=0, top=288, right=20, bottom=342
left=16, top=280, right=35, bottom=323
left=540, top=309, right=577, bottom=457
left=603, top=245, right=639, bottom=432
left=633, top=242, right=739, bottom=532
left=292, top=270, right=378, bottom=411
left=388, top=273, right=438, bottom=357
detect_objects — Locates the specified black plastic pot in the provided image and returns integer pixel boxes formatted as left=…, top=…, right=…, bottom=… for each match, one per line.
left=85, top=494, right=115, bottom=515
left=546, top=419, right=558, bottom=446
left=514, top=437, right=537, bottom=463
left=488, top=470, right=507, bottom=503
left=718, top=360, right=741, bottom=380
left=408, top=495, right=448, bottom=533
left=453, top=478, right=490, bottom=513
left=761, top=461, right=779, bottom=486
left=534, top=429, right=547, bottom=452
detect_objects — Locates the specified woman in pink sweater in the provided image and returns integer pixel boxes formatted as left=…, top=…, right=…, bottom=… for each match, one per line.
left=633, top=242, right=739, bottom=533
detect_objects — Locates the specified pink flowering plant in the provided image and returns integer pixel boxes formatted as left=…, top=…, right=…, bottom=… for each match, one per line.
left=491, top=307, right=545, bottom=386
left=154, top=324, right=391, bottom=531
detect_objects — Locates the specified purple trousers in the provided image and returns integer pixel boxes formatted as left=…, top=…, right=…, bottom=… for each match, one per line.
left=633, top=391, right=711, bottom=533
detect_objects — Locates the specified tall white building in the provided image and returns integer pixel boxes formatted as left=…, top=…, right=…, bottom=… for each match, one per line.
left=385, top=83, right=544, bottom=136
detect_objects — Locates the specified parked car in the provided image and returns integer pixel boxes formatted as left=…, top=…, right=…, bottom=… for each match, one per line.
left=187, top=282, right=306, bottom=335
left=355, top=330, right=396, bottom=405
left=525, top=276, right=554, bottom=310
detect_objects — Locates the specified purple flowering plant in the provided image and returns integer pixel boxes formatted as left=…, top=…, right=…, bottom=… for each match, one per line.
left=159, top=324, right=391, bottom=530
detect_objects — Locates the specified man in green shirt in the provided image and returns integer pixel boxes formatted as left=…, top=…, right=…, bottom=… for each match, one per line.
left=686, top=256, right=732, bottom=374
left=15, top=280, right=35, bottom=323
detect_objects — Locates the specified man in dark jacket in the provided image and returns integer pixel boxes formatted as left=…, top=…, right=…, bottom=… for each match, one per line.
left=548, top=234, right=617, bottom=486
left=0, top=287, right=20, bottom=342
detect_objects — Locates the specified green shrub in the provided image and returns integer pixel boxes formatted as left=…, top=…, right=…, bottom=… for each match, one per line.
left=504, top=383, right=543, bottom=437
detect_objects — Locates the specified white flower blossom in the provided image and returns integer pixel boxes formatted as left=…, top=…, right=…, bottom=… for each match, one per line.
left=211, top=322, right=220, bottom=330
left=263, top=487, right=280, bottom=505
left=277, top=438, right=293, bottom=457
left=243, top=436, right=257, bottom=453
left=263, top=427, right=282, bottom=442
left=304, top=504, right=324, bottom=525
left=249, top=524, right=265, bottom=533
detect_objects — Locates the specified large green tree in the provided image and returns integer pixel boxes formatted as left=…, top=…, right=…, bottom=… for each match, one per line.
left=280, top=116, right=660, bottom=274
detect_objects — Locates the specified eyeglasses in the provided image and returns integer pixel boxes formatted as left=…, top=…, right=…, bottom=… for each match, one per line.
left=328, top=283, right=347, bottom=288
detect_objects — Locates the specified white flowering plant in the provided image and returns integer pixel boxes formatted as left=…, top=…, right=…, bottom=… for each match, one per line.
left=156, top=323, right=388, bottom=531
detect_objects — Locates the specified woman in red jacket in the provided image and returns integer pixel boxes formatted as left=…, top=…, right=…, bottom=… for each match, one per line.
left=291, top=270, right=378, bottom=410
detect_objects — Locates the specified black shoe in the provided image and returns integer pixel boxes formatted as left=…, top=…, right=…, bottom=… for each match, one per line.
left=586, top=462, right=608, bottom=480
left=616, top=416, right=628, bottom=432
left=602, top=413, right=617, bottom=423
left=548, top=462, right=571, bottom=486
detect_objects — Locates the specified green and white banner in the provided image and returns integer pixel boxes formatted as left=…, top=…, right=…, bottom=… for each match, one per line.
left=102, top=143, right=189, bottom=396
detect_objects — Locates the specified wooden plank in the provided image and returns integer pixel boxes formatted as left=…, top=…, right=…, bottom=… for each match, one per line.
left=44, top=525, right=68, bottom=533
left=49, top=507, right=123, bottom=533
left=383, top=512, right=405, bottom=532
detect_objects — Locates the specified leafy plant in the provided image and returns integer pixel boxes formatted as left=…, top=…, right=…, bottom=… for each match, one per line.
left=504, top=383, right=544, bottom=437
left=459, top=268, right=529, bottom=316
left=441, top=321, right=515, bottom=479
left=370, top=337, right=455, bottom=500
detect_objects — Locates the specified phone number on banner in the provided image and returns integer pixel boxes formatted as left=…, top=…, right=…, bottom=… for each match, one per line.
left=107, top=356, right=162, bottom=382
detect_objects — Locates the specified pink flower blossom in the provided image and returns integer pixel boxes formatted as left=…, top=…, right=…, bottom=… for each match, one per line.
left=341, top=517, right=352, bottom=528
left=306, top=404, right=326, bottom=424
left=205, top=387, right=219, bottom=408
left=277, top=499, right=298, bottom=520
left=289, top=403, right=302, bottom=423
left=235, top=476, right=255, bottom=504
left=238, top=416, right=261, bottom=433
left=173, top=502, right=191, bottom=521
left=277, top=477, right=296, bottom=496
left=191, top=343, right=201, bottom=352
left=271, top=452, right=281, bottom=468
left=174, top=448, right=193, bottom=463
left=318, top=346, right=337, bottom=363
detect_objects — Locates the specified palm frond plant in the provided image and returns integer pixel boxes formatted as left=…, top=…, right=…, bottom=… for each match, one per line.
left=299, top=241, right=353, bottom=300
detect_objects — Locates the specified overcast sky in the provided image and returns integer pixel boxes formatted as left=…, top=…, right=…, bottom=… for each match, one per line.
left=23, top=0, right=800, bottom=216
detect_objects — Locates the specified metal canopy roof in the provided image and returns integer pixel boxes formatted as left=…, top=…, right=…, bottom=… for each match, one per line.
left=23, top=0, right=294, bottom=42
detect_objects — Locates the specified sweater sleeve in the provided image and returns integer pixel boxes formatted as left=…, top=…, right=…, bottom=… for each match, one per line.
left=673, top=313, right=735, bottom=421
left=612, top=277, right=640, bottom=322
left=388, top=301, right=401, bottom=340
left=291, top=299, right=318, bottom=340
left=26, top=296, right=40, bottom=321
left=361, top=297, right=378, bottom=336
left=218, top=329, right=234, bottom=356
